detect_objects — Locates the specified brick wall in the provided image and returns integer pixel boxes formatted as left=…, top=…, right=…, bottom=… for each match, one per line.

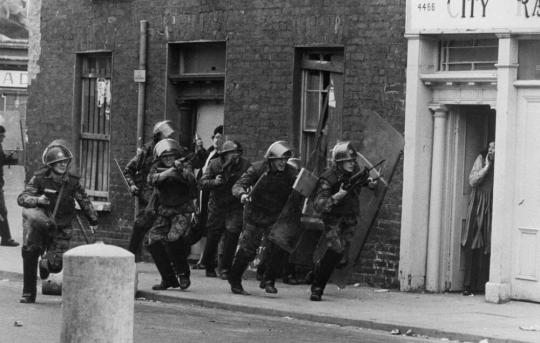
left=27, top=0, right=407, bottom=287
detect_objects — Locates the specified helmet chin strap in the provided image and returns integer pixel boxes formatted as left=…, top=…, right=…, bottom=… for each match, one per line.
left=50, top=160, right=71, bottom=181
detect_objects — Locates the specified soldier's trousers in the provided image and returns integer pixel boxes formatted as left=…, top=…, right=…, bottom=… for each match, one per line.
left=21, top=214, right=72, bottom=300
left=22, top=215, right=72, bottom=273
left=233, top=221, right=288, bottom=284
left=0, top=189, right=13, bottom=241
left=312, top=249, right=342, bottom=293
left=201, top=206, right=242, bottom=273
left=146, top=239, right=190, bottom=283
left=127, top=206, right=155, bottom=255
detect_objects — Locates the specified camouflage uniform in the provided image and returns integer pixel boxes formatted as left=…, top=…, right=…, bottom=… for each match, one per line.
left=228, top=160, right=297, bottom=291
left=123, top=142, right=157, bottom=254
left=18, top=166, right=98, bottom=301
left=145, top=157, right=198, bottom=289
left=311, top=165, right=361, bottom=297
left=199, top=155, right=251, bottom=276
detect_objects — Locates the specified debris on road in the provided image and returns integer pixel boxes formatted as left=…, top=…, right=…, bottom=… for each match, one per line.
left=14, top=320, right=23, bottom=327
left=519, top=324, right=540, bottom=331
left=374, top=289, right=389, bottom=293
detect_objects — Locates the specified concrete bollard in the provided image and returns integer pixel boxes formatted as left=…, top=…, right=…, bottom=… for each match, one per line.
left=60, top=241, right=135, bottom=343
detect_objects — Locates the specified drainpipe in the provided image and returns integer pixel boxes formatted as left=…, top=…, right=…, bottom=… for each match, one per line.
left=134, top=20, right=147, bottom=219
left=136, top=20, right=148, bottom=149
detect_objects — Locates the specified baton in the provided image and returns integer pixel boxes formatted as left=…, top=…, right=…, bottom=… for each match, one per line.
left=114, top=158, right=132, bottom=192
left=75, top=214, right=91, bottom=244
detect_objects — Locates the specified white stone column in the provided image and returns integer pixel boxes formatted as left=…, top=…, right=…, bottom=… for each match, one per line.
left=399, top=35, right=437, bottom=291
left=425, top=104, right=448, bottom=292
left=485, top=35, right=518, bottom=304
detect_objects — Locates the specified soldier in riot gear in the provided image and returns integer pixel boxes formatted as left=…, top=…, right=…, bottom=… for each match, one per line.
left=228, top=140, right=298, bottom=295
left=145, top=138, right=198, bottom=291
left=18, top=140, right=98, bottom=303
left=199, top=140, right=250, bottom=279
left=123, top=120, right=176, bottom=257
left=309, top=141, right=376, bottom=301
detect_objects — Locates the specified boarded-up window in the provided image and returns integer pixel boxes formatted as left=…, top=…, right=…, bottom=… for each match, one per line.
left=78, top=53, right=111, bottom=201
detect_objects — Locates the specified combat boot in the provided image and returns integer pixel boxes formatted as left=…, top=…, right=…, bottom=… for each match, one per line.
left=147, top=242, right=179, bottom=290
left=228, top=251, right=251, bottom=295
left=310, top=286, right=323, bottom=301
left=228, top=279, right=249, bottom=295
left=259, top=280, right=278, bottom=294
left=178, top=274, right=191, bottom=290
left=152, top=278, right=180, bottom=290
left=21, top=248, right=39, bottom=303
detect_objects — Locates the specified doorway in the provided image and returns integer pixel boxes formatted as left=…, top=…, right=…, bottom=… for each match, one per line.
left=442, top=105, right=495, bottom=292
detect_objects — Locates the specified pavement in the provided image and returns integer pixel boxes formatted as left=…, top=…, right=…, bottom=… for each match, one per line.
left=1, top=167, right=540, bottom=343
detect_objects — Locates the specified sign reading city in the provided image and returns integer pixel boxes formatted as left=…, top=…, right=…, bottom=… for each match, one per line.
left=0, top=70, right=27, bottom=88
left=408, top=0, right=540, bottom=33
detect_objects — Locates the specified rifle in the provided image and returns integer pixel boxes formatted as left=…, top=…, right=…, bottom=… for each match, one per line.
left=342, top=159, right=386, bottom=191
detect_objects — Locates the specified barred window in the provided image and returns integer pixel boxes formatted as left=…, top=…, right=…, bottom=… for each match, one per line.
left=77, top=53, right=112, bottom=201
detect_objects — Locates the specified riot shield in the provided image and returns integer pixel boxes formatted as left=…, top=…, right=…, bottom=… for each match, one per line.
left=329, top=109, right=404, bottom=288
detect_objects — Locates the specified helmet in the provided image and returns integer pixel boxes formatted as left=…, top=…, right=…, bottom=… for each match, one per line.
left=332, top=141, right=357, bottom=164
left=154, top=138, right=181, bottom=158
left=220, top=140, right=243, bottom=155
left=264, top=141, right=292, bottom=160
left=152, top=120, right=176, bottom=139
left=42, top=140, right=73, bottom=165
left=42, top=140, right=73, bottom=166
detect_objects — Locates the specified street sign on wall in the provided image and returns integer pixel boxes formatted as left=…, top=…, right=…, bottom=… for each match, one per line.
left=0, top=70, right=27, bottom=88
left=407, top=0, right=540, bottom=33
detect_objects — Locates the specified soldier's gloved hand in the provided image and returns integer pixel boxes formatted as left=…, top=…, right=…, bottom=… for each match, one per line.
left=89, top=225, right=97, bottom=234
left=37, top=195, right=50, bottom=206
left=174, top=159, right=184, bottom=170
left=332, top=185, right=348, bottom=202
left=215, top=174, right=225, bottom=185
left=160, top=167, right=176, bottom=179
left=240, top=193, right=251, bottom=204
left=367, top=177, right=378, bottom=189
left=129, top=185, right=139, bottom=195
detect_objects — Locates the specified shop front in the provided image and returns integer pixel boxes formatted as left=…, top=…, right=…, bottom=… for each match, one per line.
left=400, top=0, right=540, bottom=303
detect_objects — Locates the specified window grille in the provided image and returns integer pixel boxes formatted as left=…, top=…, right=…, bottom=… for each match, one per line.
left=439, top=39, right=498, bottom=71
left=78, top=53, right=112, bottom=201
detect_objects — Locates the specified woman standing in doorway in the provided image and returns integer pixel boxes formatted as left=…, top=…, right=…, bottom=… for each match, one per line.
left=462, top=141, right=495, bottom=296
